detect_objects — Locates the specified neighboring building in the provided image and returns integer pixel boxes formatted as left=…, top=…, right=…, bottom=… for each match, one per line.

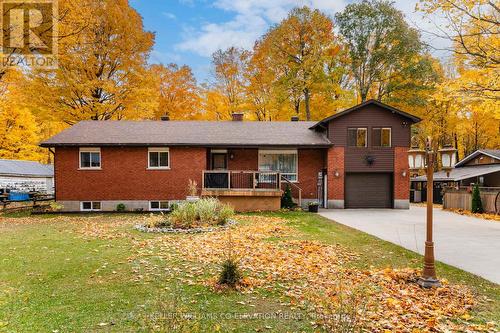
left=0, top=159, right=54, bottom=194
left=40, top=100, right=420, bottom=212
left=411, top=149, right=500, bottom=203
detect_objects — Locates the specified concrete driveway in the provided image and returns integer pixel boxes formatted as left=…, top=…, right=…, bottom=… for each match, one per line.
left=319, top=206, right=500, bottom=284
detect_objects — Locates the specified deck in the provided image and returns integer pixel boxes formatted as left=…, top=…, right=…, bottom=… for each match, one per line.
left=201, top=170, right=284, bottom=211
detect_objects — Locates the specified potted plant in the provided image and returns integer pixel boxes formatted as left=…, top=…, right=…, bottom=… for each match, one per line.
left=186, top=179, right=200, bottom=202
left=308, top=201, right=319, bottom=213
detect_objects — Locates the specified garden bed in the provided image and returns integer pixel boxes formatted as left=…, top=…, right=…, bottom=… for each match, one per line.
left=136, top=198, right=235, bottom=233
left=135, top=219, right=237, bottom=234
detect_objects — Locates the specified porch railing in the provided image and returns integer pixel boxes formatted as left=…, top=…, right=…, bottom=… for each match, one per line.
left=202, top=170, right=281, bottom=191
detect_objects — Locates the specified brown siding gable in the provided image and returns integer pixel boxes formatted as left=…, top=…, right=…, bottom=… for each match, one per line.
left=310, top=99, right=421, bottom=130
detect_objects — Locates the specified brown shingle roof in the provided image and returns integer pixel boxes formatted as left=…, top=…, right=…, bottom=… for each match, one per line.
left=40, top=120, right=332, bottom=148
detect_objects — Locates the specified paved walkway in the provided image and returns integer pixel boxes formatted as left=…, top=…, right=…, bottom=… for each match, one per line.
left=319, top=206, right=500, bottom=284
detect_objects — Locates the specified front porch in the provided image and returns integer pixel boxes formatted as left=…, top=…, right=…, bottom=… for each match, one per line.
left=201, top=170, right=284, bottom=212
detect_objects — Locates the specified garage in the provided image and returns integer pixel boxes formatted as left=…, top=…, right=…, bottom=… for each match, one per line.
left=345, top=173, right=393, bottom=208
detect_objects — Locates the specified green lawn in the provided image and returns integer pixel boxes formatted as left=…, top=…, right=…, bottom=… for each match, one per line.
left=0, top=211, right=498, bottom=332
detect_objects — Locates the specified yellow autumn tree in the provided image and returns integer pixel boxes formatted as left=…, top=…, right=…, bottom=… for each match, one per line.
left=151, top=64, right=201, bottom=120
left=27, top=0, right=157, bottom=125
left=0, top=107, right=41, bottom=161
left=258, top=7, right=346, bottom=120
left=0, top=70, right=43, bottom=161
left=210, top=47, right=250, bottom=119
left=200, top=85, right=232, bottom=120
left=244, top=41, right=282, bottom=121
left=419, top=0, right=499, bottom=151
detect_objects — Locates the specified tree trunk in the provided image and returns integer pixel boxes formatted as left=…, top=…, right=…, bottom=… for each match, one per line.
left=294, top=99, right=300, bottom=116
left=454, top=133, right=460, bottom=161
left=360, top=87, right=368, bottom=102
left=304, top=88, right=311, bottom=120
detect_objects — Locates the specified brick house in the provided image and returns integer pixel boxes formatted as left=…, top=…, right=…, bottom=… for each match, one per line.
left=40, top=100, right=420, bottom=212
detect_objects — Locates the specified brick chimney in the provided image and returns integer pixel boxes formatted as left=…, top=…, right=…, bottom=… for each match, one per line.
left=160, top=114, right=170, bottom=121
left=291, top=116, right=299, bottom=121
left=231, top=112, right=244, bottom=121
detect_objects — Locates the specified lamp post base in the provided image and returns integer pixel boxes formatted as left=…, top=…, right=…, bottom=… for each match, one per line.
left=417, top=277, right=441, bottom=288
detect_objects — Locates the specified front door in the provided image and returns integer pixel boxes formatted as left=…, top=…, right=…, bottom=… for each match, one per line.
left=211, top=153, right=228, bottom=170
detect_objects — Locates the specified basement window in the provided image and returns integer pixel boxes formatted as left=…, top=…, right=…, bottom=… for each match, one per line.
left=81, top=201, right=101, bottom=211
left=149, top=201, right=169, bottom=211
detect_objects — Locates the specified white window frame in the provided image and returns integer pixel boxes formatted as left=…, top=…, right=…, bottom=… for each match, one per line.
left=373, top=127, right=392, bottom=147
left=149, top=200, right=170, bottom=211
left=147, top=147, right=170, bottom=170
left=80, top=201, right=102, bottom=211
left=258, top=149, right=298, bottom=182
left=348, top=128, right=368, bottom=148
left=79, top=147, right=101, bottom=170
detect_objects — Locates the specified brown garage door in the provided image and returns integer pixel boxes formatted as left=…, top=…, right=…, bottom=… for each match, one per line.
left=345, top=173, right=393, bottom=208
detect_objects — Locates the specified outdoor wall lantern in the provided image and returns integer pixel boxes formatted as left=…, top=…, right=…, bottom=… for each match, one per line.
left=402, top=170, right=407, bottom=178
left=334, top=170, right=340, bottom=177
left=365, top=155, right=375, bottom=166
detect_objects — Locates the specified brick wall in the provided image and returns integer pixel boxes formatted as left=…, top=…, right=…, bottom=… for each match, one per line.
left=394, top=146, right=409, bottom=200
left=55, top=146, right=326, bottom=201
left=228, top=149, right=258, bottom=170
left=297, top=149, right=325, bottom=199
left=55, top=147, right=207, bottom=201
left=327, top=147, right=344, bottom=200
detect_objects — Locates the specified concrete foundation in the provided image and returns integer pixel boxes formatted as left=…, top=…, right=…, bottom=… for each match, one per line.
left=393, top=199, right=410, bottom=209
left=58, top=200, right=152, bottom=212
left=327, top=199, right=345, bottom=209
